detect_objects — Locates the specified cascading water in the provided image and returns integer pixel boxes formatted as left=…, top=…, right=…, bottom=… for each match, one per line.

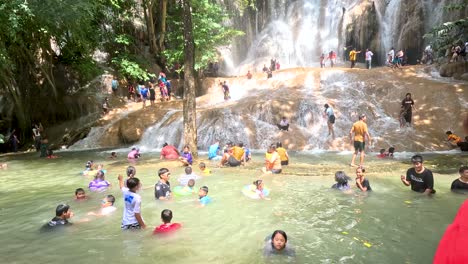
left=374, top=0, right=402, bottom=62
left=238, top=0, right=355, bottom=73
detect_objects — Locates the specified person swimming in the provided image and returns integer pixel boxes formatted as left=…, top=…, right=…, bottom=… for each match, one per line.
left=127, top=148, right=141, bottom=159
left=89, top=170, right=111, bottom=191
left=264, top=230, right=296, bottom=257
left=253, top=179, right=270, bottom=200
left=332, top=171, right=351, bottom=191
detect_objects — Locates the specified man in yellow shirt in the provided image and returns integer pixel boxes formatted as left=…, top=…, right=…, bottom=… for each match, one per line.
left=219, top=142, right=245, bottom=167
left=349, top=114, right=371, bottom=167
left=349, top=48, right=361, bottom=69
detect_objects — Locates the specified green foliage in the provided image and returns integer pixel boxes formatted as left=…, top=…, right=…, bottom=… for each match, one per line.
left=236, top=0, right=256, bottom=13
left=423, top=18, right=468, bottom=57
left=112, top=54, right=155, bottom=81
left=444, top=1, right=468, bottom=11
left=164, top=0, right=244, bottom=71
left=71, top=58, right=104, bottom=83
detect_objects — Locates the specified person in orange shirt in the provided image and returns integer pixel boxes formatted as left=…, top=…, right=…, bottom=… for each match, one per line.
left=349, top=114, right=372, bottom=167
left=446, top=131, right=462, bottom=147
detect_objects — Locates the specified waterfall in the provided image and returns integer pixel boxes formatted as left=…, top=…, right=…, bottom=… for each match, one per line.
left=237, top=0, right=360, bottom=73
left=374, top=0, right=402, bottom=63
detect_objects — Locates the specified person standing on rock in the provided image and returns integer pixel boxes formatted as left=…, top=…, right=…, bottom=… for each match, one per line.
left=328, top=51, right=336, bottom=67
left=140, top=84, right=149, bottom=108
left=149, top=83, right=156, bottom=106
left=401, top=93, right=414, bottom=127
left=320, top=53, right=326, bottom=68
left=324, top=104, right=335, bottom=138
left=349, top=48, right=361, bottom=69
left=365, top=49, right=374, bottom=69
left=32, top=123, right=42, bottom=152
left=102, top=97, right=110, bottom=114
left=387, top=47, right=395, bottom=66
left=349, top=114, right=371, bottom=167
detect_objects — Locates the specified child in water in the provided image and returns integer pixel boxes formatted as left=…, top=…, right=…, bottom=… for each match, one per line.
left=75, top=188, right=87, bottom=200
left=123, top=165, right=136, bottom=187
left=182, top=179, right=196, bottom=193
left=153, top=209, right=181, bottom=234
left=253, top=179, right=271, bottom=200
left=177, top=166, right=199, bottom=186
left=331, top=171, right=351, bottom=191
left=264, top=230, right=296, bottom=257
left=355, top=166, right=372, bottom=192
left=377, top=147, right=395, bottom=158
left=109, top=152, right=117, bottom=159
left=198, top=186, right=212, bottom=207
left=82, top=160, right=94, bottom=175
left=87, top=195, right=117, bottom=216
left=118, top=175, right=146, bottom=229
left=41, top=204, right=74, bottom=231
left=198, top=162, right=212, bottom=175
left=89, top=170, right=111, bottom=191
left=179, top=145, right=193, bottom=166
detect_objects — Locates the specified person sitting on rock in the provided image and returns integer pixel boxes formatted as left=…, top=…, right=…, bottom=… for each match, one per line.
left=277, top=116, right=289, bottom=131
left=160, top=143, right=180, bottom=160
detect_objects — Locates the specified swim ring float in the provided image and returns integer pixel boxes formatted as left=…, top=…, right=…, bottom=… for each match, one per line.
left=173, top=186, right=194, bottom=196
left=242, top=184, right=270, bottom=199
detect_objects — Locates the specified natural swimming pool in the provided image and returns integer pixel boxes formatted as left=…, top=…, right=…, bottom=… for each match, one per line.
left=0, top=150, right=466, bottom=263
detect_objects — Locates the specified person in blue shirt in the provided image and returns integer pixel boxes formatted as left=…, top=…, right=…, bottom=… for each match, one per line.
left=208, top=141, right=221, bottom=160
left=140, top=84, right=149, bottom=108
left=198, top=186, right=211, bottom=207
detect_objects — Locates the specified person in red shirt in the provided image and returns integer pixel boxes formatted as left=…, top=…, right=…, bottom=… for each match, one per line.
left=160, top=143, right=180, bottom=160
left=433, top=199, right=468, bottom=263
left=246, top=70, right=252, bottom=79
left=153, top=209, right=181, bottom=234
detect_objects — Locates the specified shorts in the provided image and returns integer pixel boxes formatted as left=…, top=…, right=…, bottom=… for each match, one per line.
left=354, top=141, right=365, bottom=152
left=281, top=160, right=289, bottom=166
left=121, top=223, right=141, bottom=230
left=271, top=169, right=282, bottom=174
left=404, top=112, right=412, bottom=123
left=328, top=115, right=335, bottom=124
left=227, top=156, right=241, bottom=167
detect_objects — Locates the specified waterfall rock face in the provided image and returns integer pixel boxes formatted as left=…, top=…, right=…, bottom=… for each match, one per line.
left=221, top=0, right=468, bottom=70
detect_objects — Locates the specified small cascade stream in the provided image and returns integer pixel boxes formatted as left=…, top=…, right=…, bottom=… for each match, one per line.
left=135, top=69, right=411, bottom=151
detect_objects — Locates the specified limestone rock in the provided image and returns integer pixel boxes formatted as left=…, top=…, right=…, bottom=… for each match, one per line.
left=460, top=73, right=468, bottom=81
left=439, top=62, right=468, bottom=77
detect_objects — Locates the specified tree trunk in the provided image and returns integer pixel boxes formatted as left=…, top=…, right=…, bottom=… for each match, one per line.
left=145, top=0, right=158, bottom=55
left=158, top=0, right=168, bottom=52
left=182, top=0, right=198, bottom=158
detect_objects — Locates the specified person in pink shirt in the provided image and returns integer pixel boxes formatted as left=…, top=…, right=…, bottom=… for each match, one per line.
left=160, top=143, right=180, bottom=160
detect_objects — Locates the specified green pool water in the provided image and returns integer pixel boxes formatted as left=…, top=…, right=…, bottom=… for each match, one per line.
left=0, top=150, right=466, bottom=264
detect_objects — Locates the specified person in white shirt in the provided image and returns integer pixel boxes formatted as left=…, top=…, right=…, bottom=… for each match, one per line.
left=365, top=49, right=374, bottom=69
left=177, top=166, right=200, bottom=186
left=118, top=175, right=146, bottom=230
left=387, top=47, right=395, bottom=65
left=277, top=116, right=289, bottom=131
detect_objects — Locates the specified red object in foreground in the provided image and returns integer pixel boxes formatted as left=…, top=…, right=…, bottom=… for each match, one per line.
left=153, top=223, right=181, bottom=234
left=433, top=199, right=468, bottom=264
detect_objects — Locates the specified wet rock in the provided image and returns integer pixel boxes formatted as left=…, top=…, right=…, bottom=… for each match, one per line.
left=118, top=117, right=146, bottom=144
left=460, top=73, right=468, bottom=81
left=439, top=62, right=468, bottom=77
